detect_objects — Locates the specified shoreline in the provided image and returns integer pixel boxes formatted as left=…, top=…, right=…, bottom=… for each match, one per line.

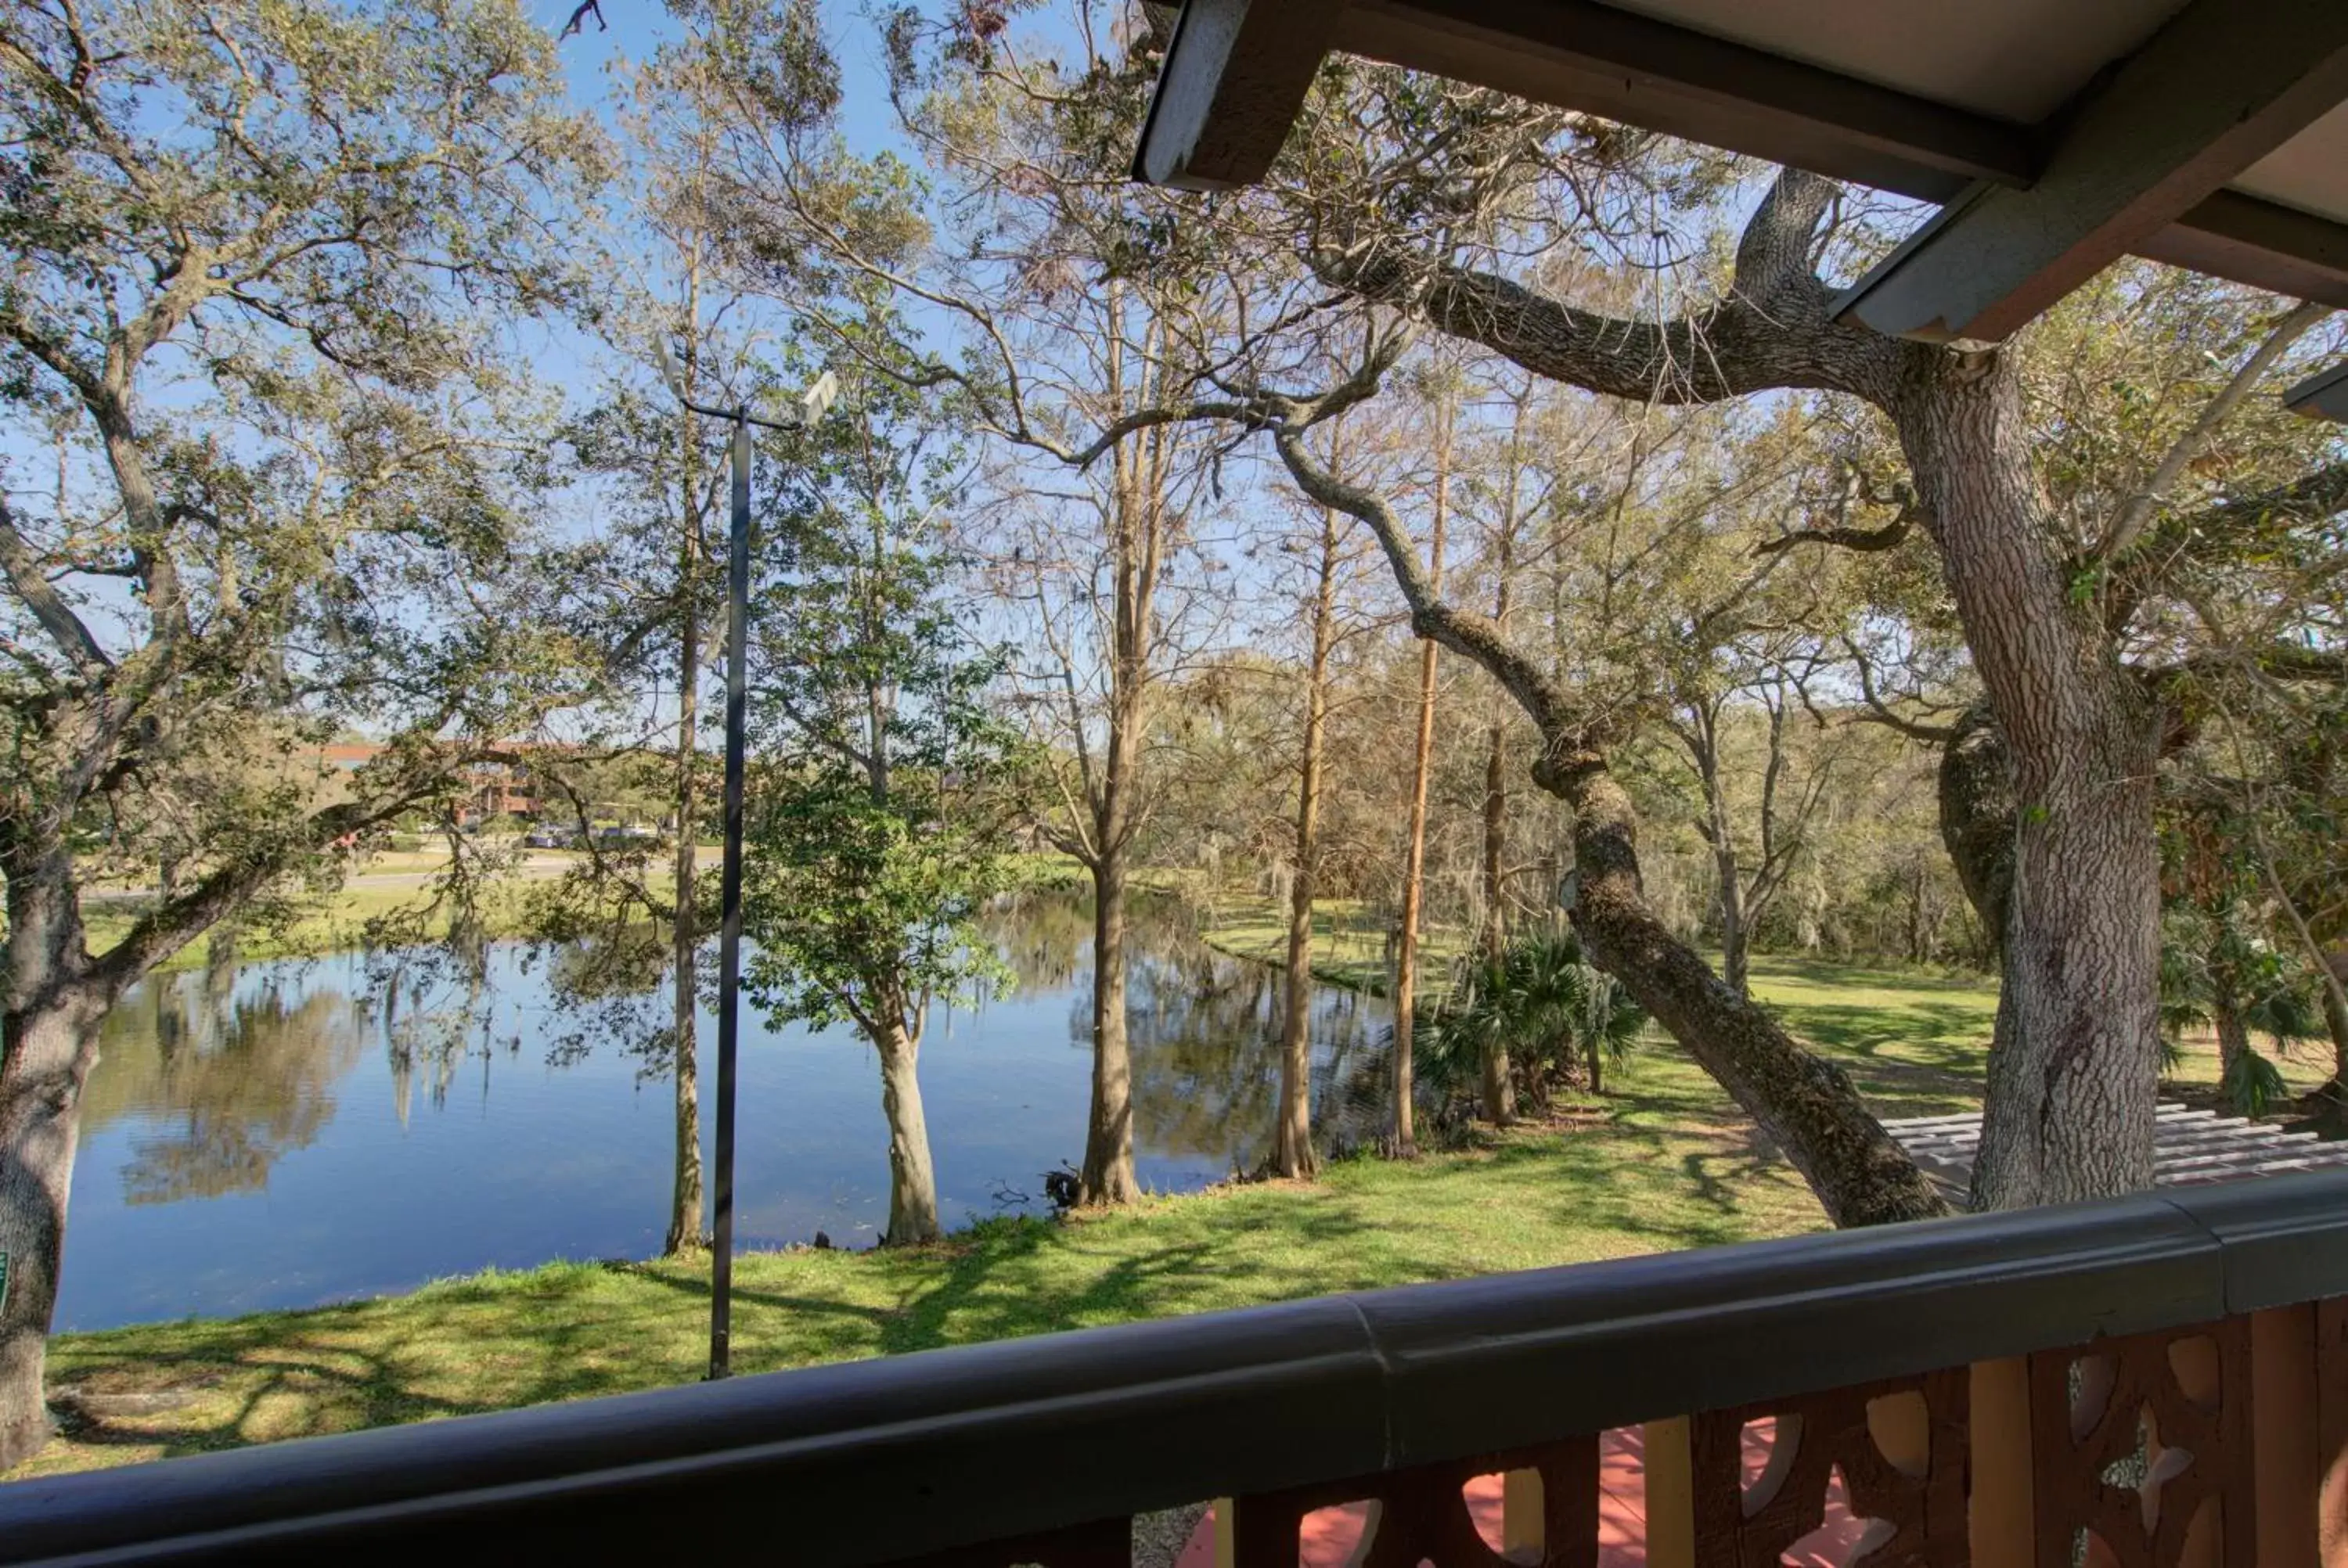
left=15, top=943, right=2300, bottom=1488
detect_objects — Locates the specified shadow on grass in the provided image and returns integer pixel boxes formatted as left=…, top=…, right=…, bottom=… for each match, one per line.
left=1774, top=999, right=1990, bottom=1061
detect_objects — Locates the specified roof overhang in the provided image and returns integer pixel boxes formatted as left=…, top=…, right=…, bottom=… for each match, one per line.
left=1131, top=0, right=2348, bottom=418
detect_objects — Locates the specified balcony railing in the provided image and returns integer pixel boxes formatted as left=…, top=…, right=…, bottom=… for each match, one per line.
left=5, top=1168, right=2348, bottom=1566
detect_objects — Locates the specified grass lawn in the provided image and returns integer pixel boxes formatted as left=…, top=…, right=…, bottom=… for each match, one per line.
left=82, top=847, right=644, bottom=970
left=11, top=875, right=2323, bottom=1483
left=21, top=1080, right=1831, bottom=1481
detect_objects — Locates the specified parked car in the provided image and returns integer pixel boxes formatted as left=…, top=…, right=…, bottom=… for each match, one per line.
left=523, top=825, right=579, bottom=850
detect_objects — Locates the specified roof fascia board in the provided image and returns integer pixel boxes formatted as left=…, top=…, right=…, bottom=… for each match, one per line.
left=1130, top=0, right=1349, bottom=190
left=1832, top=0, right=2348, bottom=344
left=2283, top=361, right=2348, bottom=423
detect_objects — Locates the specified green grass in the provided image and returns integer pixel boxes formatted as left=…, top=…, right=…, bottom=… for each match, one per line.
left=86, top=883, right=527, bottom=972
left=20, top=1077, right=1828, bottom=1480
left=16, top=930, right=1992, bottom=1481
left=81, top=847, right=660, bottom=972
left=1190, top=889, right=1421, bottom=993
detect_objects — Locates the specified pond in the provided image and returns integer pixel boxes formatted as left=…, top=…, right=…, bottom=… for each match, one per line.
left=59, top=890, right=1393, bottom=1332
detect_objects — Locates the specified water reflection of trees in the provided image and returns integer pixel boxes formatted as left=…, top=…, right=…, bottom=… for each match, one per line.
left=983, top=887, right=1394, bottom=1167
left=370, top=952, right=532, bottom=1122
left=85, top=951, right=366, bottom=1203
left=85, top=894, right=1405, bottom=1207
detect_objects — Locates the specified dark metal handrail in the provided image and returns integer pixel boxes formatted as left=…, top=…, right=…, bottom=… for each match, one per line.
left=6, top=1169, right=2347, bottom=1566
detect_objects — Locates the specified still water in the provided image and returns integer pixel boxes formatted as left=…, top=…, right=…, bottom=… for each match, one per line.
left=60, top=891, right=1391, bottom=1332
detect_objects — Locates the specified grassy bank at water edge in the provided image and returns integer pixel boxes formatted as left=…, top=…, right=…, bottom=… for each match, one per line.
left=18, top=886, right=2325, bottom=1483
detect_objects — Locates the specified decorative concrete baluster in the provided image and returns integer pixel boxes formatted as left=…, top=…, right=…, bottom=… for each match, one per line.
left=1687, top=1371, right=1966, bottom=1567
left=2028, top=1320, right=2254, bottom=1568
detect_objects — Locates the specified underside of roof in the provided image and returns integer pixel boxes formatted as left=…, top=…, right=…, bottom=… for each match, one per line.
left=1132, top=0, right=2348, bottom=414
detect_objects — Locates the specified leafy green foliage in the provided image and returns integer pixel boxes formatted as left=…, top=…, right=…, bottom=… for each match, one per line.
left=738, top=351, right=1025, bottom=1042
left=2221, top=1048, right=2291, bottom=1120
left=1417, top=925, right=1647, bottom=1112
left=742, top=757, right=1014, bottom=1037
left=2158, top=906, right=2325, bottom=1112
left=0, top=0, right=606, bottom=1002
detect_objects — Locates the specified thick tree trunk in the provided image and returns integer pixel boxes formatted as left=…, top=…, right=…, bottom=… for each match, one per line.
left=1897, top=362, right=2161, bottom=1209
left=1547, top=761, right=1946, bottom=1226
left=1478, top=722, right=1515, bottom=1124
left=873, top=1014, right=942, bottom=1245
left=1937, top=703, right=2015, bottom=952
left=0, top=991, right=102, bottom=1474
left=1317, top=167, right=2154, bottom=1216
left=1081, top=854, right=1139, bottom=1204
left=0, top=843, right=110, bottom=1473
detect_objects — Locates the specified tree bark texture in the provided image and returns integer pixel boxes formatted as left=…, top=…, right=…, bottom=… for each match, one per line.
left=0, top=853, right=106, bottom=1474
left=1550, top=764, right=1943, bottom=1225
left=1082, top=854, right=1139, bottom=1204
left=873, top=1013, right=942, bottom=1245
left=1894, top=364, right=2161, bottom=1209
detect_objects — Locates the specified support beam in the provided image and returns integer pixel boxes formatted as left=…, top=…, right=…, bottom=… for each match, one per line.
left=1129, top=0, right=1351, bottom=191
left=1344, top=0, right=2036, bottom=203
left=2286, top=361, right=2348, bottom=423
left=2146, top=189, right=2348, bottom=314
left=1835, top=0, right=2348, bottom=345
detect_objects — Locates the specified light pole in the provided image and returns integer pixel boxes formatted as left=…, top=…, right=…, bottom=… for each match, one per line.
left=655, top=343, right=838, bottom=1380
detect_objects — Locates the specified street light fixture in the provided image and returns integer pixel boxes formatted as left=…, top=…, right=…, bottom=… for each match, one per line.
left=653, top=340, right=837, bottom=1380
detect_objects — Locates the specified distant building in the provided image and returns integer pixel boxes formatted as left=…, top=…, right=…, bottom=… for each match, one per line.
left=306, top=742, right=542, bottom=825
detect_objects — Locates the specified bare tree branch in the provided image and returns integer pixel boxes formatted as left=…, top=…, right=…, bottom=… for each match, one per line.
left=1311, top=169, right=1900, bottom=408
left=2094, top=299, right=2334, bottom=563
left=0, top=498, right=111, bottom=674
